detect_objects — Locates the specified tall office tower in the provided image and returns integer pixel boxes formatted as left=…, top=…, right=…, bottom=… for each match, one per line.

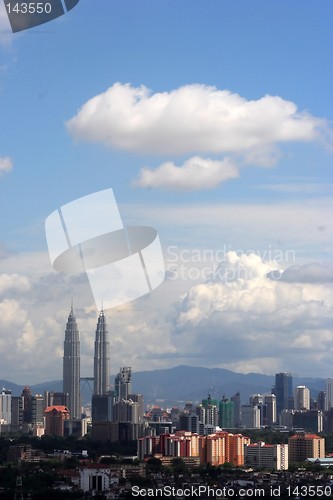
left=317, top=391, right=326, bottom=412
left=63, top=306, right=81, bottom=419
left=273, top=372, right=293, bottom=421
left=11, top=396, right=24, bottom=431
left=263, top=394, right=277, bottom=426
left=93, top=309, right=110, bottom=395
left=326, top=379, right=333, bottom=410
left=115, top=367, right=132, bottom=400
left=21, top=386, right=32, bottom=423
left=231, top=392, right=241, bottom=428
left=294, top=385, right=310, bottom=410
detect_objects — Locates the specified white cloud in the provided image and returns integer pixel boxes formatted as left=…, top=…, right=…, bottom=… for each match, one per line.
left=171, top=251, right=333, bottom=376
left=0, top=199, right=331, bottom=383
left=134, top=156, right=239, bottom=190
left=67, top=83, right=327, bottom=162
left=0, top=156, right=13, bottom=176
left=0, top=273, right=31, bottom=296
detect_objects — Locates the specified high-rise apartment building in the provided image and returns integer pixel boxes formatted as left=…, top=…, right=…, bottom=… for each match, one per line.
left=93, top=310, right=110, bottom=396
left=138, top=431, right=250, bottom=466
left=295, top=385, right=310, bottom=410
left=218, top=398, right=234, bottom=428
left=0, top=389, right=12, bottom=424
left=273, top=372, right=293, bottom=420
left=63, top=306, right=81, bottom=419
left=45, top=405, right=70, bottom=436
left=288, top=433, right=325, bottom=463
left=245, top=442, right=288, bottom=470
left=241, top=404, right=260, bottom=429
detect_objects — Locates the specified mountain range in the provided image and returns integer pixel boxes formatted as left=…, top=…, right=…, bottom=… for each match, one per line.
left=0, top=365, right=326, bottom=406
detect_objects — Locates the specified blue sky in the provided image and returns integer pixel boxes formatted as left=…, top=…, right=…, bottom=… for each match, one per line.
left=0, top=1, right=332, bottom=384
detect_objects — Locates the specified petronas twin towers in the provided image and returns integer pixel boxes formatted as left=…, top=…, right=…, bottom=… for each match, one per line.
left=93, top=309, right=110, bottom=396
left=63, top=306, right=110, bottom=419
left=63, top=307, right=81, bottom=419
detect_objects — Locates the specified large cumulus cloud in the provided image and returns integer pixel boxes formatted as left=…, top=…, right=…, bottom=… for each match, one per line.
left=172, top=252, right=333, bottom=376
left=67, top=83, right=326, bottom=157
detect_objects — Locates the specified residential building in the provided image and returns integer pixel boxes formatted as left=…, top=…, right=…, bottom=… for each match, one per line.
left=218, top=398, right=234, bottom=428
left=0, top=389, right=11, bottom=424
left=293, top=410, right=323, bottom=433
left=45, top=405, right=70, bottom=436
left=245, top=442, right=288, bottom=470
left=288, top=433, right=325, bottom=463
left=241, top=404, right=260, bottom=429
left=295, top=385, right=310, bottom=410
left=138, top=431, right=250, bottom=466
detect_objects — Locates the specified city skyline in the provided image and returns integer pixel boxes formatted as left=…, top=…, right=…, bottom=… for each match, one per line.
left=0, top=1, right=332, bottom=384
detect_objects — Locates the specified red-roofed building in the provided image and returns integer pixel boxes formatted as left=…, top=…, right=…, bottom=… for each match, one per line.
left=288, top=433, right=325, bottom=463
left=45, top=406, right=70, bottom=436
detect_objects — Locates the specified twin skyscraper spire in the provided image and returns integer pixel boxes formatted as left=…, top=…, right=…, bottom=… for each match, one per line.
left=63, top=305, right=110, bottom=419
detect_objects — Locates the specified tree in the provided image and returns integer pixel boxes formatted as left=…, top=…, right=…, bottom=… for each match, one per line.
left=146, top=457, right=163, bottom=473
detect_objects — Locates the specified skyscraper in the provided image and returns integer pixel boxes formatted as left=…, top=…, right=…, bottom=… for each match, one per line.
left=263, top=393, right=277, bottom=425
left=295, top=385, right=310, bottom=410
left=326, top=379, right=333, bottom=410
left=63, top=306, right=81, bottom=419
left=273, top=372, right=293, bottom=421
left=93, top=310, right=110, bottom=395
left=115, top=367, right=132, bottom=400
